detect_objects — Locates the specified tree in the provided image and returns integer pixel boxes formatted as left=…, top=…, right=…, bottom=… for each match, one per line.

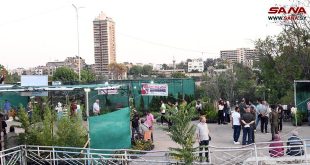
left=204, top=58, right=216, bottom=71
left=81, top=69, right=96, bottom=83
left=53, top=67, right=78, bottom=83
left=255, top=17, right=310, bottom=103
left=4, top=73, right=20, bottom=84
left=176, top=61, right=187, bottom=70
left=129, top=65, right=143, bottom=78
left=139, top=95, right=145, bottom=111
left=167, top=102, right=197, bottom=164
left=142, top=65, right=153, bottom=76
left=0, top=65, right=7, bottom=84
left=108, top=63, right=127, bottom=80
left=18, top=104, right=87, bottom=147
left=162, top=64, right=171, bottom=70
left=171, top=72, right=187, bottom=78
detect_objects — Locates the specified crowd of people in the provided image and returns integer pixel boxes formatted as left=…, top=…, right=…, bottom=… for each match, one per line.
left=215, top=98, right=290, bottom=145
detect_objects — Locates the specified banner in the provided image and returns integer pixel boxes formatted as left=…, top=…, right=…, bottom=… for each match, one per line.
left=141, top=83, right=168, bottom=96
left=20, top=91, right=48, bottom=96
left=97, top=86, right=119, bottom=95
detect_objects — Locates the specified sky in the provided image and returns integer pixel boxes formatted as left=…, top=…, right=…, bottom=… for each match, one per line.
left=0, top=0, right=306, bottom=69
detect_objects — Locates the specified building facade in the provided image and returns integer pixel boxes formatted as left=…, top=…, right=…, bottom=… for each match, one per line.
left=220, top=48, right=258, bottom=67
left=93, top=12, right=116, bottom=77
left=188, top=58, right=204, bottom=72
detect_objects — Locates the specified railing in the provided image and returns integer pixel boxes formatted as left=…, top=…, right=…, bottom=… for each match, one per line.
left=0, top=140, right=309, bottom=165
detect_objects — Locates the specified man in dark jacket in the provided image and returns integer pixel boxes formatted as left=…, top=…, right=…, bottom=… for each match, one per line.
left=269, top=105, right=279, bottom=140
left=286, top=131, right=304, bottom=156
left=241, top=106, right=255, bottom=145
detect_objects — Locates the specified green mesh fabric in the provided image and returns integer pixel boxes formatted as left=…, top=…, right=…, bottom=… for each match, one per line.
left=89, top=107, right=131, bottom=149
left=296, top=82, right=310, bottom=112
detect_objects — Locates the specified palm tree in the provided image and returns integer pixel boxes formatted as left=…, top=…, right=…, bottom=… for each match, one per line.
left=166, top=101, right=197, bottom=164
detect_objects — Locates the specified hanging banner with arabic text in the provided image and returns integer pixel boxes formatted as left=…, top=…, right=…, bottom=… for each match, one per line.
left=97, top=86, right=119, bottom=95
left=141, top=83, right=168, bottom=96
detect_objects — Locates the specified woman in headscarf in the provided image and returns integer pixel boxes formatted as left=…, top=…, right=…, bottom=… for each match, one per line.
left=269, top=134, right=284, bottom=157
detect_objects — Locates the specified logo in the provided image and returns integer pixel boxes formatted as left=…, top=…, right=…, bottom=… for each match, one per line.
left=268, top=5, right=308, bottom=23
left=268, top=7, right=306, bottom=14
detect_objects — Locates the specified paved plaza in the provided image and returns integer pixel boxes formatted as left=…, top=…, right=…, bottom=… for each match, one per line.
left=153, top=121, right=310, bottom=150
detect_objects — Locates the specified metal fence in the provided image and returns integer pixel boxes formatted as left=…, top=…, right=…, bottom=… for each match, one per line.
left=0, top=140, right=309, bottom=165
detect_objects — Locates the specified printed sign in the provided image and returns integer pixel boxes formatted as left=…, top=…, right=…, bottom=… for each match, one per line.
left=141, top=83, right=168, bottom=96
left=98, top=86, right=119, bottom=95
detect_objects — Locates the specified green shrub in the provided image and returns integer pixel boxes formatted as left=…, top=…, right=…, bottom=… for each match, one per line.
left=132, top=139, right=154, bottom=151
left=292, top=110, right=303, bottom=126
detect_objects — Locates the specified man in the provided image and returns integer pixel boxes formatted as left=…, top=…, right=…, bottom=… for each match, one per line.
left=257, top=99, right=268, bottom=133
left=92, top=99, right=100, bottom=115
left=3, top=100, right=11, bottom=115
left=231, top=107, right=241, bottom=144
left=287, top=131, right=304, bottom=156
left=254, top=99, right=261, bottom=130
left=225, top=100, right=231, bottom=123
left=160, top=100, right=166, bottom=125
left=131, top=110, right=140, bottom=140
left=196, top=116, right=210, bottom=162
left=277, top=105, right=284, bottom=132
left=239, top=98, right=247, bottom=117
left=250, top=106, right=256, bottom=143
left=241, top=107, right=255, bottom=145
left=269, top=105, right=279, bottom=140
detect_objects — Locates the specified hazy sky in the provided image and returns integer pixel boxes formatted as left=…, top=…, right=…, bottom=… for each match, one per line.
left=1, top=0, right=304, bottom=69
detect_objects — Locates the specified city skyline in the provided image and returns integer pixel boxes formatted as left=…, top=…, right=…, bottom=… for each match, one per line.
left=1, top=0, right=294, bottom=69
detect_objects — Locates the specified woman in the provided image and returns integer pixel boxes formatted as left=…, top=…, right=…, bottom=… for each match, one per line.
left=218, top=100, right=224, bottom=125
left=269, top=134, right=284, bottom=157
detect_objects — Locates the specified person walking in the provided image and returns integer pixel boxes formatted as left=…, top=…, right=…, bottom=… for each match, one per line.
left=270, top=105, right=279, bottom=140
left=231, top=107, right=241, bottom=144
left=146, top=111, right=155, bottom=141
left=160, top=100, right=166, bottom=125
left=241, top=107, right=255, bottom=145
left=196, top=116, right=210, bottom=162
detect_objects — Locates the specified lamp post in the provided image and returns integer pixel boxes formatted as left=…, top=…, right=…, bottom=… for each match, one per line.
left=84, top=88, right=91, bottom=146
left=72, top=4, right=83, bottom=81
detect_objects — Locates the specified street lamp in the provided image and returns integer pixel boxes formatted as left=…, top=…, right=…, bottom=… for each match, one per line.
left=84, top=88, right=91, bottom=147
left=72, top=4, right=84, bottom=82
